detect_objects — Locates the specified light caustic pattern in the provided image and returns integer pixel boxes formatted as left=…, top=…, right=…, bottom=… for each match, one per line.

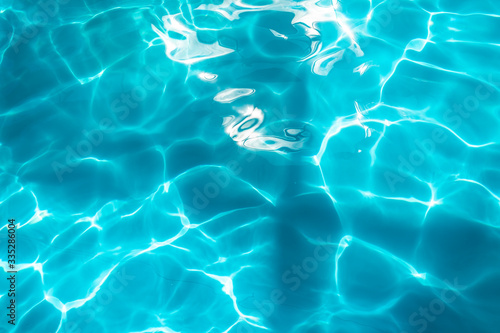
left=1, top=0, right=500, bottom=332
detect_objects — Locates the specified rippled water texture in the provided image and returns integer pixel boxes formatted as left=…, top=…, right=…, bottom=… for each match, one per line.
left=1, top=0, right=500, bottom=332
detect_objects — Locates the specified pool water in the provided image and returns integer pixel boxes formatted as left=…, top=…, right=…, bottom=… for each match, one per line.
left=1, top=0, right=500, bottom=332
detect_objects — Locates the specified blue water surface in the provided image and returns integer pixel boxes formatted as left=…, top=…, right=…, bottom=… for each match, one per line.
left=1, top=0, right=500, bottom=332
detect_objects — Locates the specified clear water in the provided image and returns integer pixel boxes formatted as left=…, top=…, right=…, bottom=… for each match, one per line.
left=1, top=0, right=500, bottom=332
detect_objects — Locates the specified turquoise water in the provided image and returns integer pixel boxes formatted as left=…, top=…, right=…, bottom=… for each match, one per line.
left=1, top=0, right=500, bottom=332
